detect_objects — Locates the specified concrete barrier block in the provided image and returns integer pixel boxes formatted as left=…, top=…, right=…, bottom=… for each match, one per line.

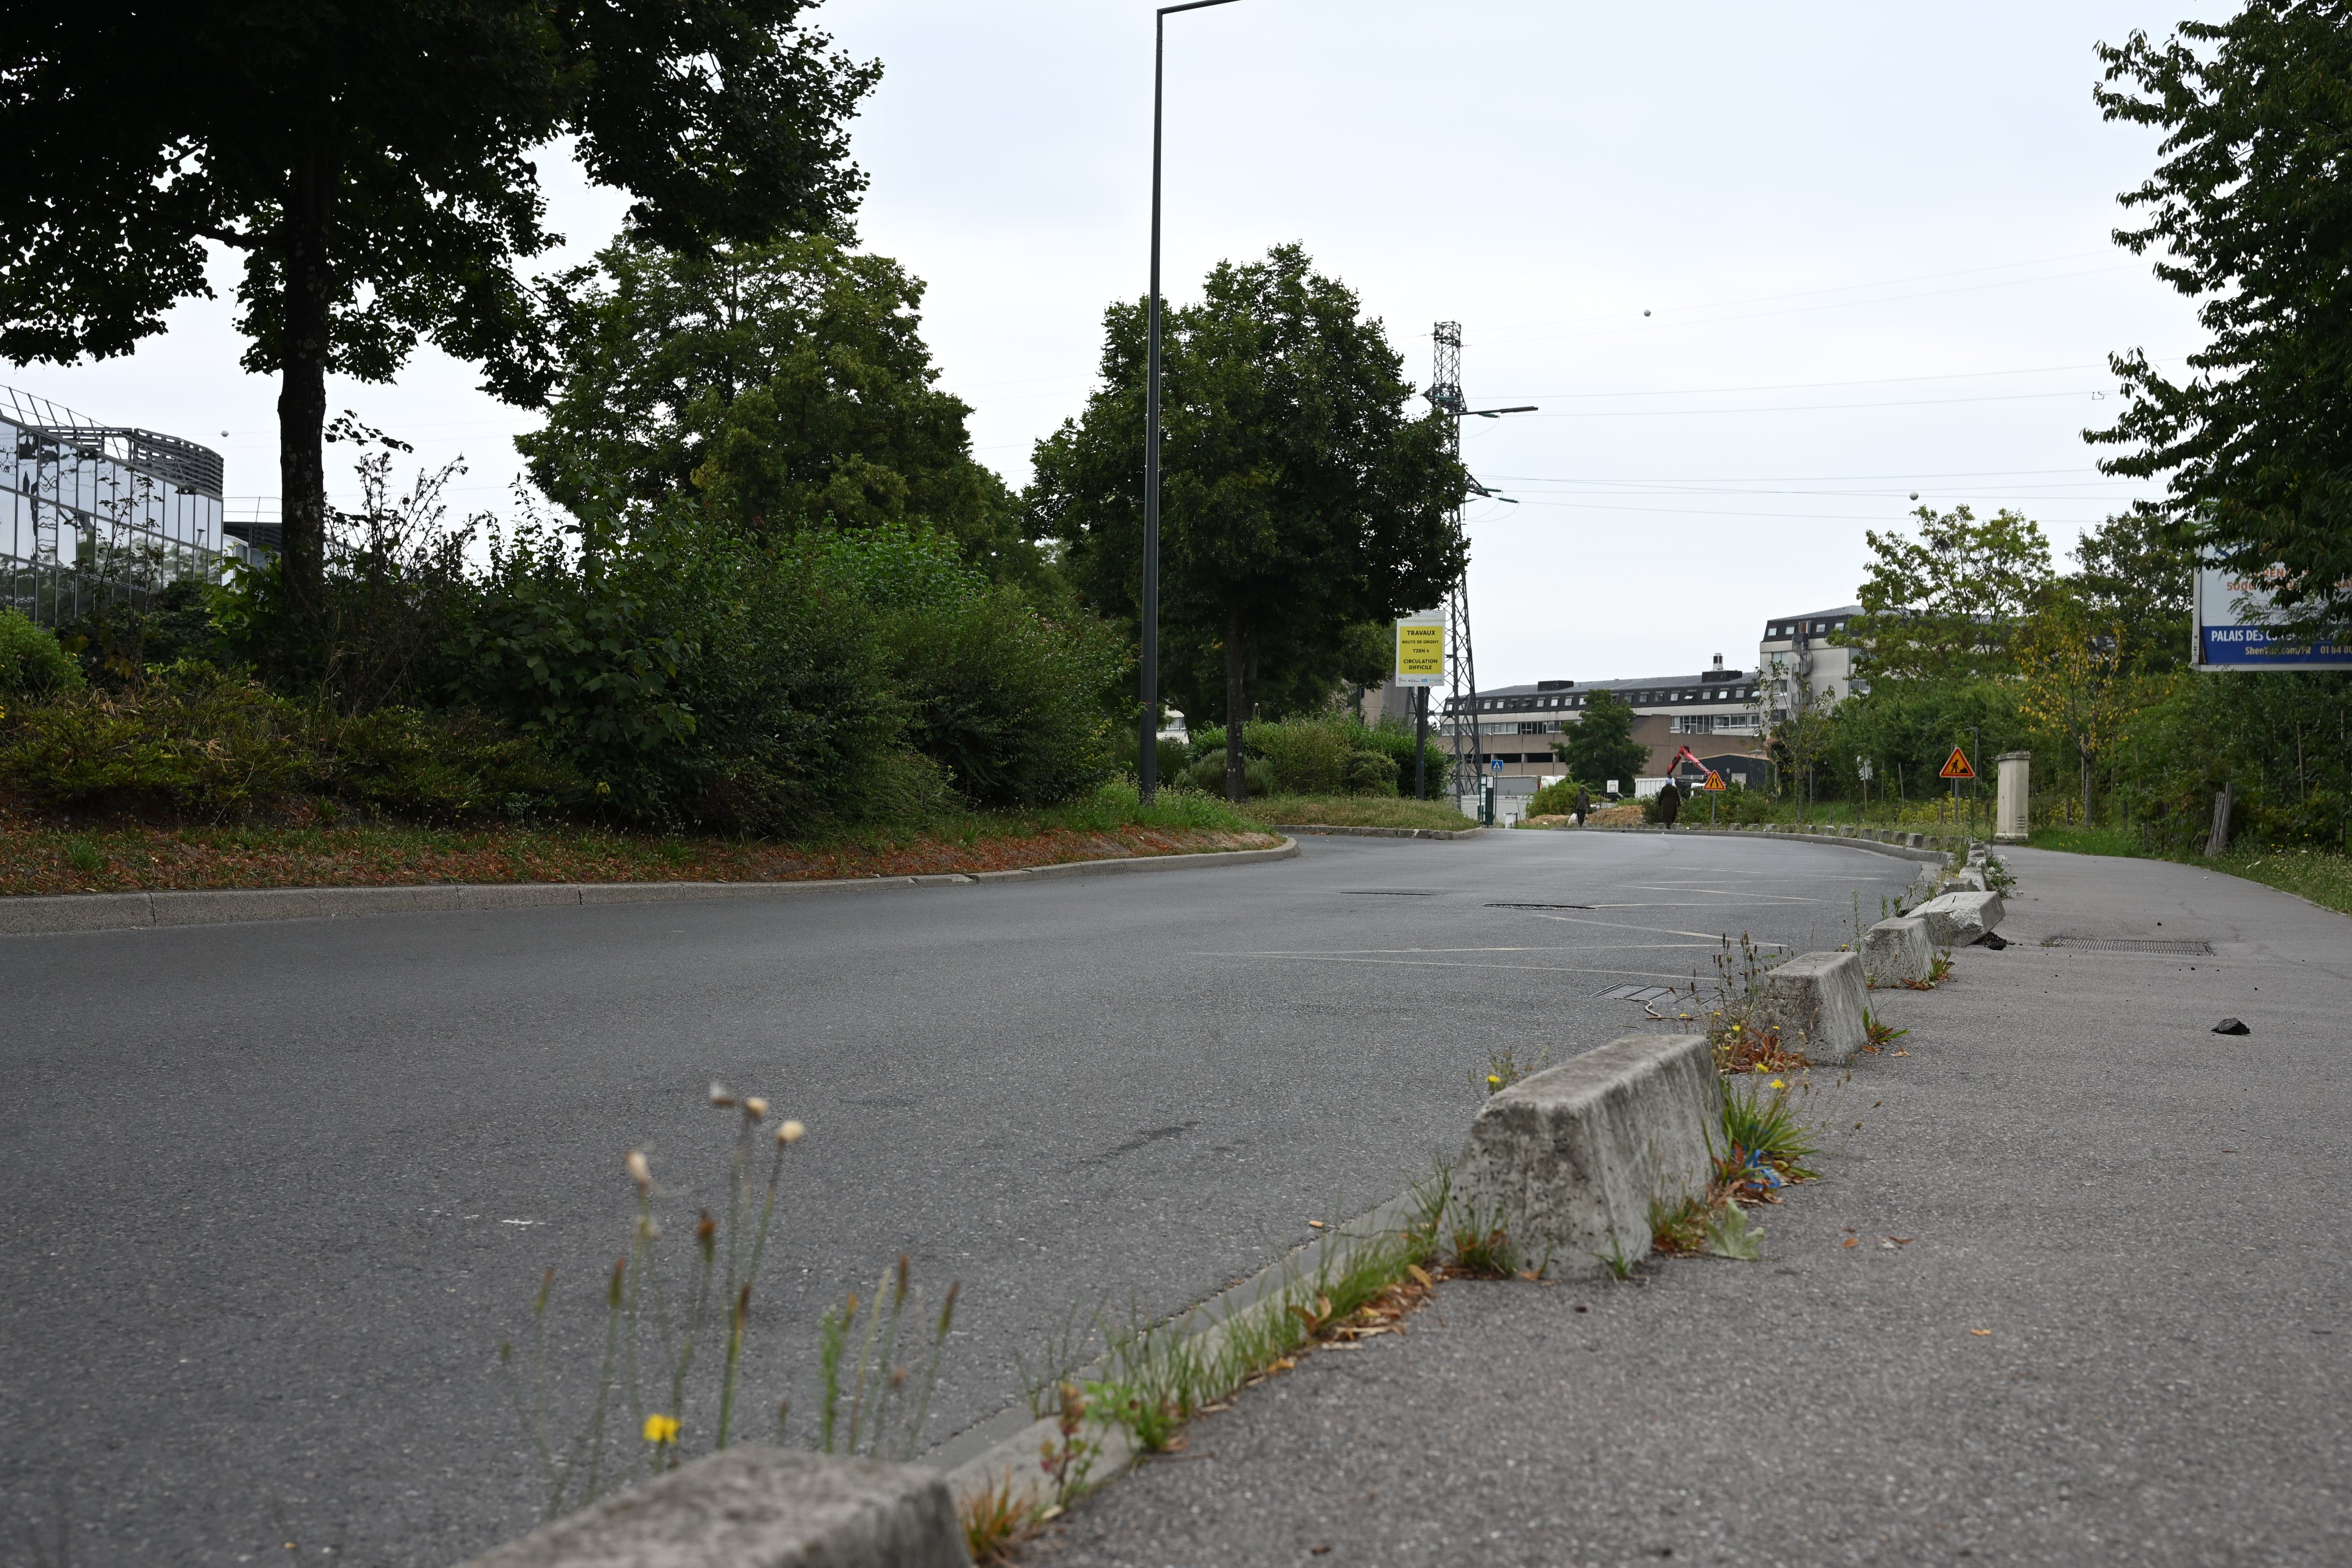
left=1910, top=890, right=2005, bottom=946
left=1939, top=868, right=1988, bottom=894
left=1861, top=916, right=1934, bottom=987
left=460, top=1447, right=969, bottom=1568
left=1452, top=1033, right=1720, bottom=1278
left=1758, top=951, right=1869, bottom=1065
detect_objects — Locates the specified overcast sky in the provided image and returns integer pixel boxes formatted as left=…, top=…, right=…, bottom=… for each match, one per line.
left=13, top=0, right=2225, bottom=688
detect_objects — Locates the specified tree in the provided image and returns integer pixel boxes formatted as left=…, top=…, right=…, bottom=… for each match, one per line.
left=2018, top=596, right=2159, bottom=828
left=1551, top=688, right=1648, bottom=794
left=518, top=234, right=1043, bottom=584
left=2091, top=6, right=2352, bottom=638
left=0, top=2, right=878, bottom=627
left=2069, top=508, right=2199, bottom=677
left=1848, top=505, right=2055, bottom=681
left=1027, top=244, right=1464, bottom=800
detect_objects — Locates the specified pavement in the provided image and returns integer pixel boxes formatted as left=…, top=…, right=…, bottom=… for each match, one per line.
left=0, top=828, right=1916, bottom=1566
left=1036, top=846, right=2352, bottom=1568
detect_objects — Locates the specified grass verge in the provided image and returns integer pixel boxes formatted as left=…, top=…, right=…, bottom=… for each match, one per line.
left=1236, top=793, right=1474, bottom=831
left=2029, top=827, right=2352, bottom=918
left=0, top=781, right=1278, bottom=897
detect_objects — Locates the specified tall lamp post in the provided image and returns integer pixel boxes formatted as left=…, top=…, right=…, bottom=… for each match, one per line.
left=1140, top=0, right=1243, bottom=803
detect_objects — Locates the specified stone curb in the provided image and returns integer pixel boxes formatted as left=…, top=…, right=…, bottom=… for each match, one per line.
left=1564, top=823, right=1955, bottom=866
left=0, top=838, right=1301, bottom=938
left=1265, top=822, right=1482, bottom=840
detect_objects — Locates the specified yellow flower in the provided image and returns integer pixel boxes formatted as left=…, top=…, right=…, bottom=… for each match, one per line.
left=1485, top=1075, right=1502, bottom=1086
left=1769, top=1078, right=1786, bottom=1090
left=643, top=1414, right=680, bottom=1445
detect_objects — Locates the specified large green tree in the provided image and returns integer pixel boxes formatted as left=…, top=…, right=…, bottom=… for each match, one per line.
left=2091, top=5, right=2352, bottom=637
left=1550, top=688, right=1649, bottom=794
left=1847, top=504, right=2056, bottom=682
left=518, top=234, right=1041, bottom=583
left=0, top=1, right=876, bottom=626
left=2070, top=508, right=2200, bottom=676
left=1027, top=244, right=1464, bottom=800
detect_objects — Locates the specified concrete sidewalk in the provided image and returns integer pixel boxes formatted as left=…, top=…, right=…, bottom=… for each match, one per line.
left=1039, top=848, right=2352, bottom=1567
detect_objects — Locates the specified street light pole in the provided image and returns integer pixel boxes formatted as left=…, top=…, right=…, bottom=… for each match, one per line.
left=1140, top=0, right=1241, bottom=804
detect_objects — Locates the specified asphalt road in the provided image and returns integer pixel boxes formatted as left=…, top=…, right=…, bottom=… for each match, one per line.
left=0, top=828, right=1916, bottom=1566
left=1041, top=846, right=2352, bottom=1568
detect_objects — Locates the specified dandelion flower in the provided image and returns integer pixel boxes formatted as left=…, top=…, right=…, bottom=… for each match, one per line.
left=778, top=1120, right=806, bottom=1146
left=626, top=1150, right=652, bottom=1192
left=643, top=1414, right=680, bottom=1445
left=744, top=1096, right=769, bottom=1119
left=1769, top=1078, right=1786, bottom=1090
left=1485, top=1075, right=1501, bottom=1086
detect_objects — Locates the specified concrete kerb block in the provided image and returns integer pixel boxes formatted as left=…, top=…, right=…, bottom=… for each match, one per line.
left=1861, top=917, right=1934, bottom=987
left=458, top=1447, right=969, bottom=1568
left=0, top=891, right=156, bottom=935
left=1909, top=890, right=2005, bottom=947
left=1451, top=1033, right=1721, bottom=1279
left=1757, top=950, right=1870, bottom=1066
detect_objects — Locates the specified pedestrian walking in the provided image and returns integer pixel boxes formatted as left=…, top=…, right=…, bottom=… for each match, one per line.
left=1657, top=778, right=1683, bottom=828
left=1573, top=786, right=1590, bottom=827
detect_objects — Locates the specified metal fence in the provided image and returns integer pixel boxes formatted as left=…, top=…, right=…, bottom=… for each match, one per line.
left=2, top=383, right=243, bottom=625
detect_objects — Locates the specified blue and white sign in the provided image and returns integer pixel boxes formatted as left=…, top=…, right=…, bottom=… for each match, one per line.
left=2194, top=565, right=2352, bottom=670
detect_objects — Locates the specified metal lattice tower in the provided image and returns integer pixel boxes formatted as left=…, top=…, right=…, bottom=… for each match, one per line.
left=1430, top=323, right=1481, bottom=801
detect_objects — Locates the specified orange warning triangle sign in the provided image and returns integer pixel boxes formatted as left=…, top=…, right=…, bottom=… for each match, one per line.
left=1701, top=770, right=1727, bottom=791
left=1939, top=746, right=1975, bottom=780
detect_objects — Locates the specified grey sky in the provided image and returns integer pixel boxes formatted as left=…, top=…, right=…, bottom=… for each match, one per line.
left=13, top=1, right=2223, bottom=686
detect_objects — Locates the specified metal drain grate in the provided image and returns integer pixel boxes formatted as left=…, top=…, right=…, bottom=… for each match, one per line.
left=1488, top=902, right=1595, bottom=910
left=2042, top=936, right=2213, bottom=955
left=1596, top=984, right=1677, bottom=1003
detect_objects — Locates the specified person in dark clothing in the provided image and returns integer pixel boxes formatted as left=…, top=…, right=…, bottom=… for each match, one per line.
left=1573, top=786, right=1590, bottom=826
left=1657, top=777, right=1683, bottom=828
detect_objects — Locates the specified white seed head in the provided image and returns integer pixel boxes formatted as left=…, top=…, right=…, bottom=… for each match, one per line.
left=744, top=1097, right=769, bottom=1120
left=626, top=1149, right=652, bottom=1190
left=777, top=1120, right=806, bottom=1146
left=708, top=1081, right=733, bottom=1107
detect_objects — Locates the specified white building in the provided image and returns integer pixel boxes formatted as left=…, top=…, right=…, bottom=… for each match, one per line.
left=1756, top=604, right=1864, bottom=719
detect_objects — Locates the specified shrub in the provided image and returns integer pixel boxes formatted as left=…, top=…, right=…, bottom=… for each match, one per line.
left=1188, top=715, right=1444, bottom=796
left=313, top=706, right=588, bottom=820
left=0, top=609, right=84, bottom=702
left=0, top=662, right=302, bottom=818
left=1179, top=753, right=1275, bottom=797
left=1343, top=748, right=1398, bottom=796
left=883, top=584, right=1124, bottom=810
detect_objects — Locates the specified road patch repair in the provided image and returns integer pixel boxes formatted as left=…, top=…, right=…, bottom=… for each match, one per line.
left=459, top=843, right=2018, bottom=1566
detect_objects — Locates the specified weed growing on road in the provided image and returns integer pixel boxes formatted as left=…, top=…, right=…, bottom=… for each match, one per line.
left=817, top=1255, right=957, bottom=1461
left=1472, top=1044, right=1551, bottom=1096
left=1703, top=1203, right=1765, bottom=1259
left=1718, top=1076, right=1821, bottom=1184
left=960, top=1474, right=1029, bottom=1565
left=1695, top=933, right=1811, bottom=1075
left=1862, top=1009, right=1909, bottom=1051
left=499, top=1087, right=956, bottom=1520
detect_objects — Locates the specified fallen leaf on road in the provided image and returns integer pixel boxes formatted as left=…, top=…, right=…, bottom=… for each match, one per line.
left=1407, top=1265, right=1434, bottom=1288
left=1842, top=1237, right=1859, bottom=1248
left=1889, top=1236, right=1914, bottom=1245
left=1307, top=1219, right=1325, bottom=1230
left=1971, top=1329, right=1992, bottom=1337
left=1891, top=1050, right=1911, bottom=1057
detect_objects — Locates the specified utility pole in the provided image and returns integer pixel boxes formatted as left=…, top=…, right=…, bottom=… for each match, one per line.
left=1430, top=323, right=1478, bottom=806
left=1428, top=320, right=1534, bottom=813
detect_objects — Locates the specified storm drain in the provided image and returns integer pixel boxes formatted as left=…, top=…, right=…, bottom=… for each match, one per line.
left=1487, top=902, right=1596, bottom=910
left=1596, top=984, right=1678, bottom=1003
left=2042, top=936, right=2213, bottom=955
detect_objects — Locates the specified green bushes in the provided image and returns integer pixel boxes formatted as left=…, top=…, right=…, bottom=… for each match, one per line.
left=0, top=663, right=303, bottom=818
left=1184, top=714, right=1444, bottom=797
left=0, top=609, right=83, bottom=702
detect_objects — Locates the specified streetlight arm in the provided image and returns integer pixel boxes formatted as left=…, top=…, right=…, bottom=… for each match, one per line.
left=1161, top=0, right=1241, bottom=12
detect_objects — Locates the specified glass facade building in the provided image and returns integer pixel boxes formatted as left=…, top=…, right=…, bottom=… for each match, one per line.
left=2, top=383, right=237, bottom=623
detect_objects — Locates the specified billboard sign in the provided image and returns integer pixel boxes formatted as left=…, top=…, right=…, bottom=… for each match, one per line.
left=2194, top=565, right=2352, bottom=670
left=1394, top=610, right=1445, bottom=686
